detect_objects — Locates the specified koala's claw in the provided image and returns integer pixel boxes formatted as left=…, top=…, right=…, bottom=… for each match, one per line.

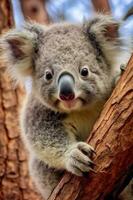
left=65, top=142, right=95, bottom=176
left=77, top=142, right=95, bottom=156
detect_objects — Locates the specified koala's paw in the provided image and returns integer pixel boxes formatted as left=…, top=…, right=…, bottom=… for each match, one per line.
left=65, top=142, right=95, bottom=176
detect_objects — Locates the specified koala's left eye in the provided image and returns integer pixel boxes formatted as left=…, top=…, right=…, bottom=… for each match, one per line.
left=45, top=70, right=53, bottom=81
left=80, top=67, right=89, bottom=77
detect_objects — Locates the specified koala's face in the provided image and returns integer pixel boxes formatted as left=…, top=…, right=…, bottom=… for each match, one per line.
left=33, top=25, right=113, bottom=112
left=0, top=15, right=121, bottom=112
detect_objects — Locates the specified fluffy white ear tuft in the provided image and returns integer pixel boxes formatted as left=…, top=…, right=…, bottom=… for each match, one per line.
left=84, top=14, right=122, bottom=66
left=0, top=29, right=37, bottom=81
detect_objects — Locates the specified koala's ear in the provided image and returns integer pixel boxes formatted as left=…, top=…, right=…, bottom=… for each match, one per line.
left=0, top=26, right=38, bottom=81
left=84, top=14, right=121, bottom=65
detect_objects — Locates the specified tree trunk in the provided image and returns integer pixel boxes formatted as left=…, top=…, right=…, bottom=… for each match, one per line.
left=91, top=0, right=111, bottom=13
left=48, top=55, right=133, bottom=200
left=20, top=0, right=49, bottom=24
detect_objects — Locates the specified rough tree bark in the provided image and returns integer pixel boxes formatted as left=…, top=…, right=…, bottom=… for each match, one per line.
left=48, top=56, right=133, bottom=200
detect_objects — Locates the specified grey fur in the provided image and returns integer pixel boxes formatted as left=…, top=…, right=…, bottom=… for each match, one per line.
left=0, top=15, right=131, bottom=199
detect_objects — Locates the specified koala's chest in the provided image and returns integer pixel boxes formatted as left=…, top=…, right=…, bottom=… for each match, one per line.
left=63, top=109, right=100, bottom=141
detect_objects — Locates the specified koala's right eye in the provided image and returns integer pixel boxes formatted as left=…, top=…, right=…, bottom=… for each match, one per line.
left=45, top=70, right=53, bottom=82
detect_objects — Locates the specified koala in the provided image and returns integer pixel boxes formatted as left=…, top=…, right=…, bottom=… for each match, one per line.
left=0, top=14, right=131, bottom=199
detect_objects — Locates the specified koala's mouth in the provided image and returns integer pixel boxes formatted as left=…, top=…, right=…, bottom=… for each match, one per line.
left=55, top=97, right=87, bottom=112
left=61, top=99, right=77, bottom=108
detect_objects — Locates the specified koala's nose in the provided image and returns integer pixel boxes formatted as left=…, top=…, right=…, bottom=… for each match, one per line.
left=58, top=73, right=75, bottom=101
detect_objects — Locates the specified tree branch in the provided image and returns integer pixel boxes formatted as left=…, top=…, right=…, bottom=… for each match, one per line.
left=91, top=0, right=111, bottom=13
left=20, top=0, right=49, bottom=24
left=48, top=55, right=133, bottom=200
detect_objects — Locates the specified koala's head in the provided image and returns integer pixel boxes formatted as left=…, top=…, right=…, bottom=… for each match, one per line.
left=0, top=15, right=123, bottom=112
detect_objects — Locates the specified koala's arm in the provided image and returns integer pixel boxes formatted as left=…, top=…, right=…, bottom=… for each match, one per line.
left=21, top=97, right=94, bottom=176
